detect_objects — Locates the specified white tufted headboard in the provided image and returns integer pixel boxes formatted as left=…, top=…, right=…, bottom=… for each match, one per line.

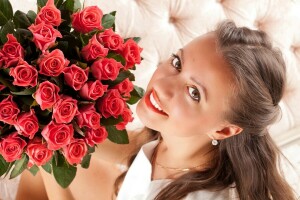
left=0, top=1, right=299, bottom=198
left=8, top=0, right=300, bottom=153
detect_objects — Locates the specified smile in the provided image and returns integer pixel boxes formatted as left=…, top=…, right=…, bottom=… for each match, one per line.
left=145, top=90, right=168, bottom=116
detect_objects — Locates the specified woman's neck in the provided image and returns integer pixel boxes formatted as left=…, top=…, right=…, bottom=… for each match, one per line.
left=155, top=134, right=215, bottom=171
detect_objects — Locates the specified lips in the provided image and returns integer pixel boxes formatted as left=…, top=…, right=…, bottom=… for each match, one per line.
left=145, top=89, right=168, bottom=116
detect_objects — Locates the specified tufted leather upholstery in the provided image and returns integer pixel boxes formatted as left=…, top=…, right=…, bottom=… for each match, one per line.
left=8, top=0, right=300, bottom=148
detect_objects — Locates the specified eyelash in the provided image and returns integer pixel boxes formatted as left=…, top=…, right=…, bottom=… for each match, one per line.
left=170, top=54, right=201, bottom=102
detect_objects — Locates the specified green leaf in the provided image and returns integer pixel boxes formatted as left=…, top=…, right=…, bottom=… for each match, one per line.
left=101, top=115, right=123, bottom=126
left=73, top=0, right=81, bottom=12
left=127, top=85, right=145, bottom=105
left=37, top=0, right=47, bottom=8
left=0, top=154, right=9, bottom=176
left=13, top=10, right=32, bottom=29
left=80, top=154, right=91, bottom=169
left=26, top=10, right=37, bottom=23
left=107, top=52, right=126, bottom=66
left=28, top=164, right=39, bottom=176
left=3, top=161, right=15, bottom=178
left=0, top=0, right=13, bottom=26
left=133, top=37, right=141, bottom=43
left=52, top=153, right=77, bottom=188
left=55, top=0, right=64, bottom=9
left=109, top=70, right=135, bottom=86
left=0, top=20, right=15, bottom=44
left=106, top=125, right=129, bottom=144
left=10, top=87, right=36, bottom=96
left=87, top=146, right=95, bottom=154
left=0, top=69, right=18, bottom=92
left=42, top=161, right=52, bottom=174
left=10, top=154, right=29, bottom=179
left=102, top=13, right=115, bottom=29
left=14, top=28, right=33, bottom=40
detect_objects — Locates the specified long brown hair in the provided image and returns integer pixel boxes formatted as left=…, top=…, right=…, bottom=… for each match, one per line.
left=115, top=20, right=297, bottom=200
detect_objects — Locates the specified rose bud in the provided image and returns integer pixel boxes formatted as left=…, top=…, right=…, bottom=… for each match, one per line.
left=35, top=0, right=61, bottom=26
left=63, top=64, right=89, bottom=91
left=113, top=78, right=134, bottom=99
left=76, top=104, right=101, bottom=130
left=0, top=132, right=26, bottom=162
left=96, top=89, right=126, bottom=118
left=38, top=49, right=70, bottom=76
left=53, top=95, right=79, bottom=124
left=34, top=81, right=60, bottom=110
left=97, top=28, right=124, bottom=51
left=116, top=107, right=134, bottom=130
left=81, top=35, right=108, bottom=61
left=0, top=95, right=20, bottom=125
left=79, top=80, right=108, bottom=101
left=63, top=139, right=87, bottom=165
left=91, top=58, right=122, bottom=81
left=71, top=6, right=103, bottom=34
left=0, top=34, right=25, bottom=68
left=14, top=109, right=39, bottom=139
left=28, top=22, right=62, bottom=52
left=9, top=59, right=38, bottom=87
left=26, top=138, right=53, bottom=167
left=84, top=127, right=108, bottom=147
left=121, top=38, right=143, bottom=70
left=41, top=121, right=74, bottom=150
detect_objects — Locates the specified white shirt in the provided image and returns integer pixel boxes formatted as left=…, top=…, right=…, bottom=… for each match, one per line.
left=117, top=140, right=238, bottom=200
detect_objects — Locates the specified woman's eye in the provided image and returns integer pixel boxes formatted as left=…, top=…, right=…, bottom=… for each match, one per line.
left=188, top=86, right=201, bottom=102
left=171, top=54, right=181, bottom=71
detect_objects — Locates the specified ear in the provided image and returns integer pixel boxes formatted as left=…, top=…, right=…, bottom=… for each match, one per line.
left=212, top=124, right=243, bottom=140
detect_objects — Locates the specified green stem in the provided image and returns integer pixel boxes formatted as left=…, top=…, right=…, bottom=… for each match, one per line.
left=0, top=72, right=18, bottom=92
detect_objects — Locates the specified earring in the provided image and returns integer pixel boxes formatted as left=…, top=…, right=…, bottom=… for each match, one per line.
left=212, top=138, right=218, bottom=146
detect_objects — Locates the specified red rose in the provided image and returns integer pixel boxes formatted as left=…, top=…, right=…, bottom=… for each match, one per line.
left=34, top=81, right=60, bottom=110
left=28, top=22, right=62, bottom=52
left=0, top=132, right=26, bottom=162
left=63, top=139, right=87, bottom=165
left=63, top=64, right=89, bottom=91
left=116, top=108, right=134, bottom=130
left=9, top=59, right=38, bottom=87
left=121, top=39, right=142, bottom=70
left=0, top=34, right=24, bottom=68
left=113, top=78, right=134, bottom=98
left=91, top=58, right=122, bottom=81
left=97, top=89, right=125, bottom=118
left=41, top=121, right=74, bottom=150
left=0, top=84, right=5, bottom=91
left=76, top=104, right=101, bottom=130
left=79, top=80, right=108, bottom=100
left=71, top=6, right=103, bottom=34
left=14, top=109, right=39, bottom=139
left=38, top=49, right=70, bottom=76
left=81, top=35, right=108, bottom=61
left=35, top=0, right=61, bottom=26
left=0, top=95, right=20, bottom=125
left=84, top=127, right=108, bottom=147
left=26, top=138, right=53, bottom=167
left=97, top=28, right=123, bottom=51
left=53, top=95, right=79, bottom=124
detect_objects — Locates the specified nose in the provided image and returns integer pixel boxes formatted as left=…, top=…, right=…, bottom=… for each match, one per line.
left=153, top=75, right=178, bottom=103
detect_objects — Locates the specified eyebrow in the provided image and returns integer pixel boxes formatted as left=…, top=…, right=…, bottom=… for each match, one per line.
left=179, top=48, right=208, bottom=102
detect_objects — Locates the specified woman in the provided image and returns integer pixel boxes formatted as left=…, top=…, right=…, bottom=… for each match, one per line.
left=17, top=20, right=299, bottom=200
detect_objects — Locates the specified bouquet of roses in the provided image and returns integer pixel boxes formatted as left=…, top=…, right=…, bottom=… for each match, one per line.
left=0, top=0, right=143, bottom=187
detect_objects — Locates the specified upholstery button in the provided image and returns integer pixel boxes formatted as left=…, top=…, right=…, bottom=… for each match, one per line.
left=169, top=17, right=177, bottom=24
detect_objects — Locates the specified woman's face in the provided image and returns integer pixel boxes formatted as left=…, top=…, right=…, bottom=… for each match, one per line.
left=136, top=33, right=235, bottom=138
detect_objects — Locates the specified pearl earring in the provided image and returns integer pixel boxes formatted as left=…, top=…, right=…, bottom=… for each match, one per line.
left=212, top=138, right=218, bottom=146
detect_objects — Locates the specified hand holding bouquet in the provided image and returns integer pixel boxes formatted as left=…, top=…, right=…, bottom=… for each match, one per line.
left=0, top=0, right=143, bottom=187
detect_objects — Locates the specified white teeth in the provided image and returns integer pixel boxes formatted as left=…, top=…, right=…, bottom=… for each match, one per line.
left=150, top=92, right=163, bottom=111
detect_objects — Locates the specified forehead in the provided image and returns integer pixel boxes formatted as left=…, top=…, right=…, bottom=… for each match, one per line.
left=182, top=33, right=234, bottom=106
